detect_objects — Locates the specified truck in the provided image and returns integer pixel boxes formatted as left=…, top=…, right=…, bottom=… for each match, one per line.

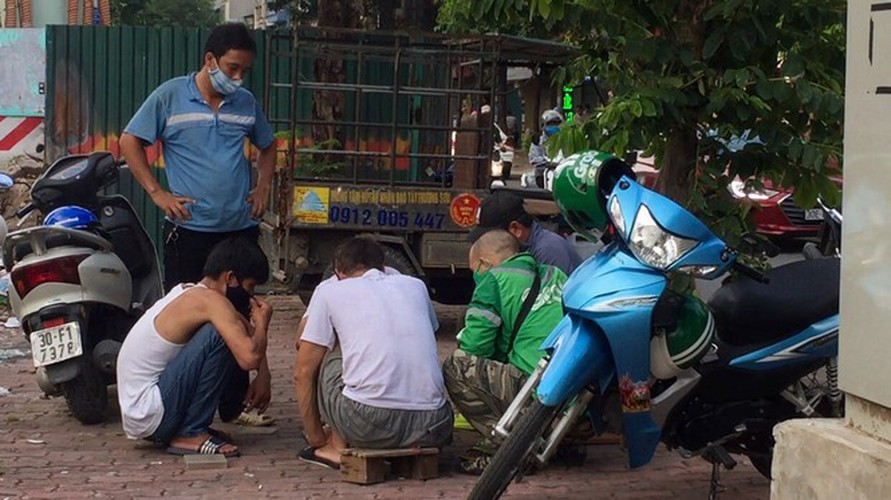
left=258, top=27, right=575, bottom=304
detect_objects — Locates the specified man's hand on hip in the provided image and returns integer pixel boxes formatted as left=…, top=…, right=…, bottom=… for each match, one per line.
left=246, top=184, right=270, bottom=218
left=151, top=189, right=195, bottom=221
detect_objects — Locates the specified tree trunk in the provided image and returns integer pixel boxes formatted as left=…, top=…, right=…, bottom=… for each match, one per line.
left=656, top=128, right=698, bottom=204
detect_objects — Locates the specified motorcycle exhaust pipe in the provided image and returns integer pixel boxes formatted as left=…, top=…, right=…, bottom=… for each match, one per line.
left=92, top=339, right=121, bottom=374
left=494, top=359, right=547, bottom=439
left=35, top=367, right=62, bottom=397
left=535, top=389, right=595, bottom=465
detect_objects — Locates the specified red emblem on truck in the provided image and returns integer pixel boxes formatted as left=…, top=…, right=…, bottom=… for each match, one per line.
left=450, top=193, right=481, bottom=228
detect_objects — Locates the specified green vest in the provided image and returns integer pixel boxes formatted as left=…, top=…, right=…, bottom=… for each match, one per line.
left=457, top=253, right=567, bottom=375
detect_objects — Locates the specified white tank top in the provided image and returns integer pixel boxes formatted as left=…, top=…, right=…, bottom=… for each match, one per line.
left=116, top=284, right=202, bottom=439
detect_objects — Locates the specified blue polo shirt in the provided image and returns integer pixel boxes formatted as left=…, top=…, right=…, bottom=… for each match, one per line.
left=527, top=221, right=582, bottom=275
left=124, top=73, right=275, bottom=232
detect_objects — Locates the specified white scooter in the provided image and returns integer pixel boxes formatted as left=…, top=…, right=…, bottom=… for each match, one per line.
left=2, top=152, right=162, bottom=424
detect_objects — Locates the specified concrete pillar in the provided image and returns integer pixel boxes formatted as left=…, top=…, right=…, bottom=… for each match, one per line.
left=772, top=0, right=891, bottom=497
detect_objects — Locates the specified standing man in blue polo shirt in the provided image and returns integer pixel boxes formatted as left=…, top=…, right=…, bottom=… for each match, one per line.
left=120, top=22, right=276, bottom=292
left=120, top=23, right=276, bottom=428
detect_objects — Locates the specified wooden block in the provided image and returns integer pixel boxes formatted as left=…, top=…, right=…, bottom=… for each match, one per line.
left=391, top=454, right=438, bottom=480
left=340, top=448, right=440, bottom=484
left=340, top=453, right=388, bottom=485
left=586, top=433, right=623, bottom=446
left=183, top=454, right=228, bottom=470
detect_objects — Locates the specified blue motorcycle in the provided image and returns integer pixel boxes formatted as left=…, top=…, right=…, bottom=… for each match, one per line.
left=470, top=152, right=841, bottom=499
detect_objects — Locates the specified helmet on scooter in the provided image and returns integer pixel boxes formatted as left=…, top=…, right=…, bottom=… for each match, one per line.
left=43, top=205, right=99, bottom=230
left=552, top=150, right=634, bottom=241
left=650, top=294, right=716, bottom=379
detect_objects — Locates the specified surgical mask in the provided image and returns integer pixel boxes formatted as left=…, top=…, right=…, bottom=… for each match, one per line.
left=209, top=59, right=242, bottom=96
left=226, top=281, right=253, bottom=318
left=473, top=260, right=491, bottom=285
left=544, top=125, right=560, bottom=137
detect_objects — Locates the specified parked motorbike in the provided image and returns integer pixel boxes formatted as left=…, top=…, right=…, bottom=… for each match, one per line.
left=470, top=152, right=842, bottom=499
left=2, top=151, right=163, bottom=424
left=803, top=198, right=842, bottom=259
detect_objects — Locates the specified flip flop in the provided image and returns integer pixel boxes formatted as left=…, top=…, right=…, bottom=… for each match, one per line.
left=208, top=427, right=235, bottom=443
left=235, top=409, right=276, bottom=427
left=297, top=445, right=340, bottom=470
left=166, top=435, right=240, bottom=458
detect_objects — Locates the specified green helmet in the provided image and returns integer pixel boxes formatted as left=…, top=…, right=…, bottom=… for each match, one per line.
left=650, top=295, right=716, bottom=379
left=552, top=151, right=634, bottom=242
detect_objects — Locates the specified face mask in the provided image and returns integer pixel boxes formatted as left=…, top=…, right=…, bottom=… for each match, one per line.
left=209, top=59, right=242, bottom=96
left=472, top=260, right=490, bottom=285
left=544, top=125, right=560, bottom=137
left=226, top=281, right=253, bottom=318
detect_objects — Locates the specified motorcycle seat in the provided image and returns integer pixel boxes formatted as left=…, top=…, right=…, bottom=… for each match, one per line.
left=708, top=258, right=840, bottom=346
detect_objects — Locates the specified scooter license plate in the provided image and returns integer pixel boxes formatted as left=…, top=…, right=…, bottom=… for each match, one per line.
left=30, top=322, right=82, bottom=367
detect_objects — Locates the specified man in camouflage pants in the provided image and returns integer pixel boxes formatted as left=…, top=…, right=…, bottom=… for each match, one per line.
left=443, top=229, right=567, bottom=474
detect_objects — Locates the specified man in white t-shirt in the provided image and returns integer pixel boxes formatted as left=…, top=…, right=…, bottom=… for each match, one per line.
left=294, top=237, right=452, bottom=469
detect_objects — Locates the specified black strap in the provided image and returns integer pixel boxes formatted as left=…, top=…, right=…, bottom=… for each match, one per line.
left=507, top=266, right=542, bottom=356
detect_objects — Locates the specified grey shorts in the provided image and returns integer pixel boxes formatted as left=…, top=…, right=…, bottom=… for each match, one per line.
left=318, top=352, right=453, bottom=449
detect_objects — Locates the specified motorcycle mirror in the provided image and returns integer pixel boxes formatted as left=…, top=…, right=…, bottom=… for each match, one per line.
left=0, top=172, right=12, bottom=190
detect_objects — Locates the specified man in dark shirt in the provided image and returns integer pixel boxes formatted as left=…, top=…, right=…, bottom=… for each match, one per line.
left=469, top=190, right=582, bottom=275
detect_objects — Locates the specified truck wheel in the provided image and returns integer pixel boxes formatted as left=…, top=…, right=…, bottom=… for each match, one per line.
left=61, top=358, right=109, bottom=425
left=381, top=246, right=418, bottom=277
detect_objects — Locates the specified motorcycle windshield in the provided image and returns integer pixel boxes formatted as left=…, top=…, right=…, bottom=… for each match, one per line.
left=608, top=176, right=732, bottom=279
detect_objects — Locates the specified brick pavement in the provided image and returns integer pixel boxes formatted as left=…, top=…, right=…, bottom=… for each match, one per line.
left=0, top=296, right=769, bottom=499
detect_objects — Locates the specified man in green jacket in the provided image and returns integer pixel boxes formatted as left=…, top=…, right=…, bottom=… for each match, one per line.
left=443, top=229, right=567, bottom=473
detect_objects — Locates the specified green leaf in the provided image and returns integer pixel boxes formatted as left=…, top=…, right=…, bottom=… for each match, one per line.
left=641, top=98, right=657, bottom=117
left=538, top=0, right=551, bottom=18
left=703, top=29, right=725, bottom=59
left=789, top=139, right=803, bottom=161
left=802, top=144, right=819, bottom=169
left=630, top=100, right=643, bottom=117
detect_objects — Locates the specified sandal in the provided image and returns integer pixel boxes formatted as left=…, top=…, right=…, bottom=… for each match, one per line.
left=235, top=409, right=276, bottom=427
left=166, top=435, right=240, bottom=458
left=208, top=427, right=235, bottom=443
left=297, top=445, right=340, bottom=470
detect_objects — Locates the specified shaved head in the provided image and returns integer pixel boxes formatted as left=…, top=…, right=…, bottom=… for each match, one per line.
left=469, top=229, right=520, bottom=268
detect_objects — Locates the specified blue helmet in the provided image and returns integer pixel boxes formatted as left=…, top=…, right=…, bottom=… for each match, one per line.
left=43, top=206, right=99, bottom=230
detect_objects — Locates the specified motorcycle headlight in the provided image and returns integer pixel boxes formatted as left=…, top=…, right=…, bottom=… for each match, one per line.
left=609, top=196, right=626, bottom=237
left=628, top=205, right=699, bottom=269
left=490, top=160, right=503, bottom=177
left=728, top=179, right=780, bottom=201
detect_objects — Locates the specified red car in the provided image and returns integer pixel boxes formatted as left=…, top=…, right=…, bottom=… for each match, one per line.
left=632, top=160, right=835, bottom=239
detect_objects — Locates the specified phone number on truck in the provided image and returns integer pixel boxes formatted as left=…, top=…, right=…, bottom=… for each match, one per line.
left=328, top=205, right=446, bottom=229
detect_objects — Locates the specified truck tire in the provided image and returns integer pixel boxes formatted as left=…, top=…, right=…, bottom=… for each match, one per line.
left=381, top=246, right=418, bottom=277
left=61, top=358, right=109, bottom=425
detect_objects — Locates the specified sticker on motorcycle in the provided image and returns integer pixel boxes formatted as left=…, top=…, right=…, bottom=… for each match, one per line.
left=618, top=374, right=651, bottom=413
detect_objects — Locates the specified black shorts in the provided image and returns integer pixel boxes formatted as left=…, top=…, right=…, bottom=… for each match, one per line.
left=162, top=221, right=259, bottom=292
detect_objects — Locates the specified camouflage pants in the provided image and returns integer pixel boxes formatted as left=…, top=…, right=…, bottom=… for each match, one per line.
left=442, top=349, right=527, bottom=440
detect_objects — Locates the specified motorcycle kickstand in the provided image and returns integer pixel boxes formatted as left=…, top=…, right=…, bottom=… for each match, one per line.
left=705, top=446, right=736, bottom=500
left=708, top=461, right=725, bottom=500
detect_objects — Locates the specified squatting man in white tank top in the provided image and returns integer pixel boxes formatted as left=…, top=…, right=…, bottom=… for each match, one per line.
left=116, top=238, right=273, bottom=457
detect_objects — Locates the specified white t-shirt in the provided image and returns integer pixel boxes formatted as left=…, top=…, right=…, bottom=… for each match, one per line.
left=116, top=284, right=196, bottom=439
left=301, top=268, right=446, bottom=411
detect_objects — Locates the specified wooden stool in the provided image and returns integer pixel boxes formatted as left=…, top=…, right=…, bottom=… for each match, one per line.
left=340, top=447, right=439, bottom=485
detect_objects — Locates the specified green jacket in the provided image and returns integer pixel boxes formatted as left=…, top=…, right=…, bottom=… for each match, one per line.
left=457, top=253, right=567, bottom=375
